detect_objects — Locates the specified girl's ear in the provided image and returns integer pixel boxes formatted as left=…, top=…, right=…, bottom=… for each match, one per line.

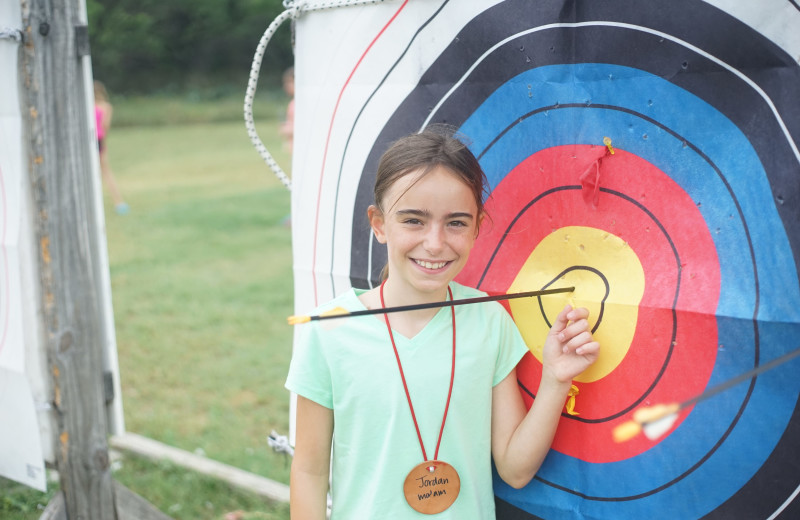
left=475, top=211, right=487, bottom=238
left=367, top=205, right=388, bottom=244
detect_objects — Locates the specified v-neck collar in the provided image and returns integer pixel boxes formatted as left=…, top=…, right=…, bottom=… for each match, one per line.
left=352, top=285, right=454, bottom=344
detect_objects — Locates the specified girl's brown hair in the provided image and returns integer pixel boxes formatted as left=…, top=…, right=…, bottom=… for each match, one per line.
left=93, top=80, right=109, bottom=103
left=373, top=127, right=488, bottom=280
left=374, top=126, right=487, bottom=214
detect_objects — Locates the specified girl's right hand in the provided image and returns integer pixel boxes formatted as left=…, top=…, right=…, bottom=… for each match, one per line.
left=541, top=305, right=600, bottom=384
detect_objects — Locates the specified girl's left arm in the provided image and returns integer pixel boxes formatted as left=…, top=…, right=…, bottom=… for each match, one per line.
left=491, top=306, right=599, bottom=489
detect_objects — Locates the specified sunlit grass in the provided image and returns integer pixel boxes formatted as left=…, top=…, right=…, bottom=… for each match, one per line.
left=104, top=108, right=295, bottom=485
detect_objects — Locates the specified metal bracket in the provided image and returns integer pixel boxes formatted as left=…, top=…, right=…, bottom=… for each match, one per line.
left=103, top=371, right=114, bottom=404
left=74, top=24, right=90, bottom=57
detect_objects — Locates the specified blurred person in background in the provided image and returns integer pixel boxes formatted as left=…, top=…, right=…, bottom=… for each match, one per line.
left=94, top=80, right=129, bottom=215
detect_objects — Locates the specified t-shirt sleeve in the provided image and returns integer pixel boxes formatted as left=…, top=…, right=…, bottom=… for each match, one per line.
left=285, top=322, right=334, bottom=409
left=492, top=307, right=529, bottom=386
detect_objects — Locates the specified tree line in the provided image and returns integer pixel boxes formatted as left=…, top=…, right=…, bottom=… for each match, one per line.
left=87, top=0, right=293, bottom=94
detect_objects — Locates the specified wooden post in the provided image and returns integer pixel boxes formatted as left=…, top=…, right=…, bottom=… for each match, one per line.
left=18, top=1, right=168, bottom=519
left=19, top=0, right=118, bottom=517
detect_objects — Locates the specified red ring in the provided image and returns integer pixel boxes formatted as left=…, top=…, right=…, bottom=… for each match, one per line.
left=457, top=145, right=721, bottom=462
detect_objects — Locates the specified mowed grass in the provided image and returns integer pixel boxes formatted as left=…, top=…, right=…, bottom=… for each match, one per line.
left=106, top=94, right=293, bottom=518
left=105, top=116, right=295, bottom=483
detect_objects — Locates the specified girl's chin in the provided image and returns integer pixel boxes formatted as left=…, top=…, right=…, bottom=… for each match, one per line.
left=409, top=274, right=456, bottom=295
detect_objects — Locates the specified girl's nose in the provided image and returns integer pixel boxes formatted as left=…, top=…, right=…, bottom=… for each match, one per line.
left=423, top=225, right=445, bottom=253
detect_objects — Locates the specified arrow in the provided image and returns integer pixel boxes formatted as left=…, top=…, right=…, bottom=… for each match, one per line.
left=613, top=345, right=800, bottom=442
left=288, top=286, right=575, bottom=325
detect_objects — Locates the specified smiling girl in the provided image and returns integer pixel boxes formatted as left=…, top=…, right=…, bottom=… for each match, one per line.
left=286, top=128, right=599, bottom=519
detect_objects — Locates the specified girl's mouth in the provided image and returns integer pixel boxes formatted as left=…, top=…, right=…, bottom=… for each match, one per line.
left=414, top=259, right=449, bottom=270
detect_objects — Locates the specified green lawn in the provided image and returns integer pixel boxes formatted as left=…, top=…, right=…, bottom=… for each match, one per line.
left=113, top=454, right=291, bottom=520
left=105, top=114, right=296, bottom=478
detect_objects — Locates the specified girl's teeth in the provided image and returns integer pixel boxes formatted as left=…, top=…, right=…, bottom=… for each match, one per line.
left=417, top=260, right=446, bottom=269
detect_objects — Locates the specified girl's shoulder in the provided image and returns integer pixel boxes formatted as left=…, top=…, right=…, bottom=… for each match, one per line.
left=297, top=288, right=364, bottom=341
left=299, top=288, right=384, bottom=349
left=314, top=287, right=363, bottom=314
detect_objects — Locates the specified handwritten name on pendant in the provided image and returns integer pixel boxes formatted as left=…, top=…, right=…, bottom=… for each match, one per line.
left=403, top=460, right=460, bottom=514
left=417, top=475, right=449, bottom=488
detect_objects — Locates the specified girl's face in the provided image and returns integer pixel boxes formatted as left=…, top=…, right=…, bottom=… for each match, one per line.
left=369, top=166, right=482, bottom=300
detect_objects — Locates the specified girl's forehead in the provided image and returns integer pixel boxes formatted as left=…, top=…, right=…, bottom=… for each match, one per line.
left=383, top=166, right=478, bottom=211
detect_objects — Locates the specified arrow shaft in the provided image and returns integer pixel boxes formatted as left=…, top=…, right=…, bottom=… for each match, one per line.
left=679, top=345, right=800, bottom=410
left=314, top=286, right=574, bottom=321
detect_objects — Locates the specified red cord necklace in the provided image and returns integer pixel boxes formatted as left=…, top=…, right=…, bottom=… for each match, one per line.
left=380, top=280, right=460, bottom=514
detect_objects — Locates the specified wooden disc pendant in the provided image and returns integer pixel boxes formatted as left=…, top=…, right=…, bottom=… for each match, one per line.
left=403, top=460, right=460, bottom=514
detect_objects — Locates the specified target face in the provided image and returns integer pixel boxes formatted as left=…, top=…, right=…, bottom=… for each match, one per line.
left=292, top=0, right=800, bottom=518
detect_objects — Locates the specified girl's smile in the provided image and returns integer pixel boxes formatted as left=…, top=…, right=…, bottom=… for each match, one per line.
left=414, top=259, right=448, bottom=270
left=369, top=165, right=482, bottom=304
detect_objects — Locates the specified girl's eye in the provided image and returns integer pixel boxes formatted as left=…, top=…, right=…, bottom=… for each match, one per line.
left=402, top=218, right=423, bottom=225
left=448, top=220, right=468, bottom=227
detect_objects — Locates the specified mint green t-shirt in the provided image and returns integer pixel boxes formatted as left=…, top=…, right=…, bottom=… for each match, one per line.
left=286, top=282, right=528, bottom=519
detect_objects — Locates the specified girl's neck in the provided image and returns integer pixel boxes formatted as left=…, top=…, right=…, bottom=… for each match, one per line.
left=381, top=278, right=450, bottom=308
left=359, top=279, right=451, bottom=339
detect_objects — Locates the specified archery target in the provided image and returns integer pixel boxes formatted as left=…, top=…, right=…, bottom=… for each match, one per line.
left=335, top=0, right=800, bottom=518
left=290, top=0, right=800, bottom=517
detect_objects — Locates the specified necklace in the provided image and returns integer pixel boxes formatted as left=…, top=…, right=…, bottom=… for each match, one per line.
left=380, top=281, right=460, bottom=514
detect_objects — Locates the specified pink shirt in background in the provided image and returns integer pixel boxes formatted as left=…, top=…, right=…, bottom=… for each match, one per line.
left=95, top=106, right=106, bottom=141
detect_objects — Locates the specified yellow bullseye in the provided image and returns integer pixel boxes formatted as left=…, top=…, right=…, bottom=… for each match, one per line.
left=508, top=226, right=645, bottom=383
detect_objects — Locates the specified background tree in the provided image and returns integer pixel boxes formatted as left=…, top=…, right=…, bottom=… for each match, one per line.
left=86, top=0, right=293, bottom=94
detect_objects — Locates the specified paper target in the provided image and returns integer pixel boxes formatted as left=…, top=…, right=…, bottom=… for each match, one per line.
left=291, top=0, right=800, bottom=517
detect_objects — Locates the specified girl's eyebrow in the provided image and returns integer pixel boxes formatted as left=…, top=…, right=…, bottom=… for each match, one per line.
left=395, top=209, right=474, bottom=220
left=395, top=209, right=430, bottom=218
left=448, top=212, right=475, bottom=220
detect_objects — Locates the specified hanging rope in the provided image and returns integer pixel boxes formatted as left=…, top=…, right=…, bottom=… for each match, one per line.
left=244, top=0, right=391, bottom=190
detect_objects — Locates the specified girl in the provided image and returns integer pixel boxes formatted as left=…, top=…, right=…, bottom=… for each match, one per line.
left=286, top=128, right=600, bottom=519
left=94, top=81, right=128, bottom=215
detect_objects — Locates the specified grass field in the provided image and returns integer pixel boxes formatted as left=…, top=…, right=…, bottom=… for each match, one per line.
left=107, top=120, right=295, bottom=483
left=1, top=92, right=296, bottom=519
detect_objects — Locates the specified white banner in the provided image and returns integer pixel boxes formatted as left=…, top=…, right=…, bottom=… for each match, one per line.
left=0, top=1, right=46, bottom=491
